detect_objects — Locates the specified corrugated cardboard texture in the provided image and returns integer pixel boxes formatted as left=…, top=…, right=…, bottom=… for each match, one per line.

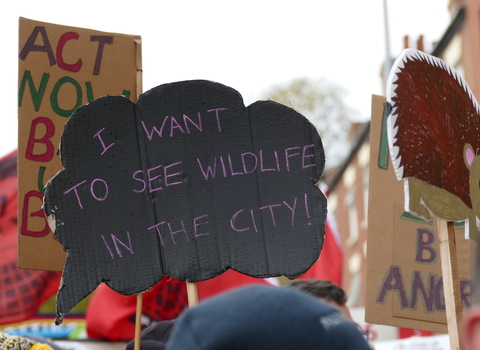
left=43, top=80, right=327, bottom=320
left=365, top=95, right=475, bottom=333
left=18, top=17, right=141, bottom=270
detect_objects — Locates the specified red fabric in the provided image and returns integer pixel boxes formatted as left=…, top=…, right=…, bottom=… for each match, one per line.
left=398, top=328, right=433, bottom=338
left=298, top=214, right=343, bottom=287
left=0, top=150, right=62, bottom=325
left=86, top=278, right=188, bottom=340
left=86, top=270, right=271, bottom=340
left=197, top=269, right=272, bottom=300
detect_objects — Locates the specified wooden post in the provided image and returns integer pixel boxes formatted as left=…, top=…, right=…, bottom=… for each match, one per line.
left=133, top=56, right=143, bottom=350
left=437, top=220, right=463, bottom=350
left=134, top=293, right=143, bottom=350
left=186, top=281, right=199, bottom=307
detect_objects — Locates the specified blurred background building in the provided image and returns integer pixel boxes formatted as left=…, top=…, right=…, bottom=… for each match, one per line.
left=326, top=0, right=475, bottom=327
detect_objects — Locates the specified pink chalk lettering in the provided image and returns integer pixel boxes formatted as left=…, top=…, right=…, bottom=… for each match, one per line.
left=101, top=234, right=115, bottom=258
left=148, top=164, right=164, bottom=192
left=285, top=147, right=301, bottom=172
left=193, top=215, right=210, bottom=238
left=228, top=154, right=244, bottom=176
left=302, top=144, right=316, bottom=169
left=170, top=116, right=186, bottom=136
left=241, top=152, right=257, bottom=174
left=197, top=157, right=217, bottom=180
left=219, top=156, right=227, bottom=177
left=168, top=221, right=190, bottom=244
left=111, top=231, right=134, bottom=257
left=183, top=113, right=202, bottom=134
left=206, top=108, right=227, bottom=132
left=64, top=180, right=87, bottom=209
left=141, top=117, right=170, bottom=140
left=230, top=209, right=249, bottom=232
left=133, top=161, right=184, bottom=193
left=148, top=222, right=166, bottom=246
left=259, top=204, right=282, bottom=227
left=198, top=145, right=314, bottom=181
left=283, top=197, right=298, bottom=226
left=304, top=193, right=310, bottom=219
left=250, top=210, right=258, bottom=232
left=132, top=170, right=146, bottom=193
left=93, top=127, right=114, bottom=155
left=260, top=150, right=280, bottom=172
left=164, top=161, right=183, bottom=186
left=141, top=108, right=225, bottom=140
left=90, top=178, right=108, bottom=201
left=274, top=151, right=280, bottom=171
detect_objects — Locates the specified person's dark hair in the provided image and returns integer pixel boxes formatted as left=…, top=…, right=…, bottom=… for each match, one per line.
left=287, top=280, right=347, bottom=306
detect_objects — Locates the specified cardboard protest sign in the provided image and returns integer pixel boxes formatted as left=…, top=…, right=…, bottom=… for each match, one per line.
left=18, top=17, right=141, bottom=271
left=386, top=49, right=480, bottom=242
left=365, top=95, right=475, bottom=333
left=44, top=80, right=327, bottom=323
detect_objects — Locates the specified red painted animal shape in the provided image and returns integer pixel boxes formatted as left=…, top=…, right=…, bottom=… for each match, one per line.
left=386, top=49, right=480, bottom=241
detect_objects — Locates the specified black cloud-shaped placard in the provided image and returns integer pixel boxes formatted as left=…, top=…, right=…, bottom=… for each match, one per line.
left=44, top=80, right=327, bottom=324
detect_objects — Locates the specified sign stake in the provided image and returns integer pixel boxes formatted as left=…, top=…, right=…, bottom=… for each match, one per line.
left=186, top=281, right=199, bottom=307
left=437, top=220, right=463, bottom=350
left=134, top=293, right=143, bottom=350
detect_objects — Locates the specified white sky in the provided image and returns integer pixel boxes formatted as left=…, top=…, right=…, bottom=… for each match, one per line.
left=2, top=0, right=451, bottom=159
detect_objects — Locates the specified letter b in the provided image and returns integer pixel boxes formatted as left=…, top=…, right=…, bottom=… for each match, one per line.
left=25, top=117, right=55, bottom=162
left=21, top=190, right=50, bottom=237
left=416, top=228, right=437, bottom=264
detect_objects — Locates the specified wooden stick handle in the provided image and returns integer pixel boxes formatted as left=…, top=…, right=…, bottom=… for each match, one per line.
left=186, top=281, right=199, bottom=307
left=134, top=293, right=143, bottom=350
left=437, top=220, right=463, bottom=350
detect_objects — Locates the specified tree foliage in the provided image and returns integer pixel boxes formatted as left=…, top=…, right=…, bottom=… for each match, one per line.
left=263, top=77, right=357, bottom=168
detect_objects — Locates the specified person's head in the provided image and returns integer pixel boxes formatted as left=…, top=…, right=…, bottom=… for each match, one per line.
left=166, top=285, right=370, bottom=350
left=286, top=279, right=353, bottom=322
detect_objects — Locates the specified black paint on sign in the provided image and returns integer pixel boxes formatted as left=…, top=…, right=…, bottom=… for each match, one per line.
left=44, top=80, right=327, bottom=323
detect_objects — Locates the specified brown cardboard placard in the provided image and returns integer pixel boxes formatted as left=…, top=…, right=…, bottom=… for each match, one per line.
left=18, top=17, right=141, bottom=270
left=365, top=95, right=475, bottom=333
